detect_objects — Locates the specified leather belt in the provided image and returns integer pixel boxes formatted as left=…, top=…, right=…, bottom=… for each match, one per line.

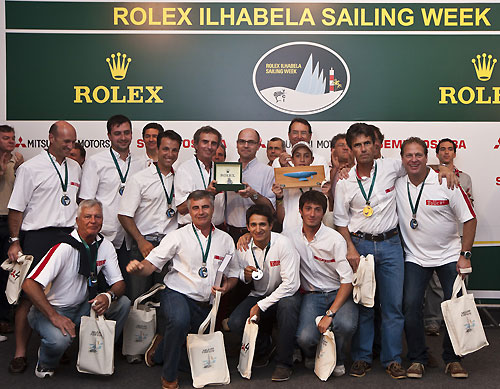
left=350, top=227, right=399, bottom=242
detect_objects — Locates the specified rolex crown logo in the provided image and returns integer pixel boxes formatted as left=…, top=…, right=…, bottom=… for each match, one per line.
left=472, top=53, right=497, bottom=82
left=106, top=52, right=132, bottom=80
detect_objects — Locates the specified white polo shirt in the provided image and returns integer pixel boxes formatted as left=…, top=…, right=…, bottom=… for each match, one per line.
left=395, top=169, right=476, bottom=267
left=272, top=150, right=331, bottom=178
left=174, top=156, right=225, bottom=226
left=79, top=148, right=146, bottom=248
left=226, top=158, right=276, bottom=228
left=232, top=232, right=300, bottom=312
left=118, top=164, right=177, bottom=236
left=145, top=224, right=235, bottom=302
left=281, top=186, right=321, bottom=233
left=288, top=224, right=353, bottom=292
left=8, top=151, right=81, bottom=231
left=334, top=158, right=406, bottom=235
left=27, top=230, right=123, bottom=308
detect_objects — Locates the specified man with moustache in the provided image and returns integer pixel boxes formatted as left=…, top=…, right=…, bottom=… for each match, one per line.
left=7, top=121, right=81, bottom=373
left=126, top=190, right=235, bottom=389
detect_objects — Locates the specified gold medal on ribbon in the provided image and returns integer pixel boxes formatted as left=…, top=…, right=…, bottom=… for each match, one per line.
left=363, top=205, right=373, bottom=217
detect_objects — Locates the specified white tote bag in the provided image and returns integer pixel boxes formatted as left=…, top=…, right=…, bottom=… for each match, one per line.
left=1, top=255, right=34, bottom=305
left=186, top=291, right=230, bottom=388
left=352, top=254, right=376, bottom=308
left=77, top=308, right=116, bottom=375
left=122, top=283, right=165, bottom=356
left=237, top=315, right=259, bottom=379
left=314, top=316, right=336, bottom=381
left=441, top=275, right=489, bottom=357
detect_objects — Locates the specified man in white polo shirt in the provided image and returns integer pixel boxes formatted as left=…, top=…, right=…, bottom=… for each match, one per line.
left=396, top=137, right=476, bottom=379
left=118, top=130, right=182, bottom=301
left=22, top=200, right=129, bottom=378
left=140, top=122, right=164, bottom=166
left=126, top=190, right=235, bottom=389
left=272, top=141, right=321, bottom=233
left=291, top=190, right=357, bottom=378
left=226, top=128, right=275, bottom=242
left=7, top=121, right=81, bottom=374
left=226, top=204, right=300, bottom=382
left=79, top=114, right=146, bottom=294
left=174, top=126, right=224, bottom=228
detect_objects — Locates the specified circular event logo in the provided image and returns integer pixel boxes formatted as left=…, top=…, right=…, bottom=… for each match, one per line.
left=253, top=41, right=350, bottom=115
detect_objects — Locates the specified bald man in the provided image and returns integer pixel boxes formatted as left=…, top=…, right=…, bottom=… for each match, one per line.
left=7, top=121, right=81, bottom=374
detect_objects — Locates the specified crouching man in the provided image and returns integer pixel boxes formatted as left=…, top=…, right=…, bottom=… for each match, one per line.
left=227, top=204, right=300, bottom=382
left=22, top=199, right=130, bottom=378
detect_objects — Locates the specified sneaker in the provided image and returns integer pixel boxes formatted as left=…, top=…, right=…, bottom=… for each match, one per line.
left=161, top=377, right=179, bottom=389
left=445, top=362, right=468, bottom=378
left=304, top=357, right=315, bottom=370
left=386, top=361, right=406, bottom=379
left=349, top=360, right=371, bottom=377
left=292, top=347, right=302, bottom=363
left=35, top=361, right=54, bottom=378
left=126, top=354, right=143, bottom=364
left=333, top=364, right=345, bottom=377
left=271, top=366, right=292, bottom=382
left=407, top=362, right=424, bottom=378
left=8, top=356, right=27, bottom=374
left=145, top=334, right=163, bottom=367
left=425, top=322, right=440, bottom=336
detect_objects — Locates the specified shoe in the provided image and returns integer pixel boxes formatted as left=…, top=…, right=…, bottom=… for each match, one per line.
left=161, top=377, right=179, bottom=389
left=292, top=347, right=302, bottom=363
left=126, top=354, right=142, bottom=364
left=445, top=362, right=468, bottom=378
left=386, top=361, right=407, bottom=379
left=271, top=366, right=292, bottom=382
left=35, top=361, right=54, bottom=378
left=333, top=364, right=345, bottom=377
left=304, top=357, right=315, bottom=370
left=407, top=362, right=424, bottom=378
left=349, top=360, right=371, bottom=377
left=8, top=356, right=27, bottom=374
left=145, top=334, right=163, bottom=367
left=425, top=322, right=440, bottom=336
left=0, top=334, right=6, bottom=342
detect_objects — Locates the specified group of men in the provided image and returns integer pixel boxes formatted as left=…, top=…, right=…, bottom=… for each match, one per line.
left=0, top=117, right=476, bottom=388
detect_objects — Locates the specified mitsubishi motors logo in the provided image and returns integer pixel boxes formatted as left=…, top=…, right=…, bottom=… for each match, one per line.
left=494, top=137, right=500, bottom=149
left=15, top=137, right=26, bottom=148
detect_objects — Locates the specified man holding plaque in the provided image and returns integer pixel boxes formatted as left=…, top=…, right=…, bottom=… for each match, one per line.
left=395, top=137, right=476, bottom=379
left=6, top=121, right=80, bottom=374
left=226, top=128, right=275, bottom=242
left=226, top=204, right=300, bottom=381
left=79, top=115, right=146, bottom=294
left=126, top=190, right=235, bottom=389
left=118, top=130, right=182, bottom=302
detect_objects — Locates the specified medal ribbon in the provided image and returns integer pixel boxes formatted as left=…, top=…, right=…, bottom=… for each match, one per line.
left=192, top=223, right=213, bottom=269
left=251, top=240, right=271, bottom=271
left=195, top=157, right=212, bottom=189
left=356, top=162, right=377, bottom=205
left=47, top=151, right=68, bottom=193
left=110, top=148, right=131, bottom=184
left=407, top=172, right=428, bottom=218
left=78, top=234, right=102, bottom=299
left=155, top=163, right=174, bottom=206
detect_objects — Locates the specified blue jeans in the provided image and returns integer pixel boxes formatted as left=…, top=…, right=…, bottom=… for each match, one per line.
left=227, top=292, right=301, bottom=368
left=28, top=296, right=130, bottom=369
left=153, top=288, right=211, bottom=382
left=296, top=290, right=358, bottom=365
left=403, top=261, right=460, bottom=364
left=350, top=233, right=405, bottom=367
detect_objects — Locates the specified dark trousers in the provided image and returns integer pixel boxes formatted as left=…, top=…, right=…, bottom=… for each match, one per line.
left=0, top=217, right=11, bottom=322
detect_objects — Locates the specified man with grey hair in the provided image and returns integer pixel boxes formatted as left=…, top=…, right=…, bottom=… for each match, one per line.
left=127, top=190, right=236, bottom=389
left=22, top=199, right=129, bottom=378
left=266, top=137, right=285, bottom=166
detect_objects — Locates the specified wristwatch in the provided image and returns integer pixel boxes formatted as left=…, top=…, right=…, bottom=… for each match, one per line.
left=107, top=290, right=118, bottom=302
left=460, top=251, right=472, bottom=260
left=251, top=193, right=259, bottom=201
left=326, top=310, right=335, bottom=318
left=8, top=237, right=19, bottom=245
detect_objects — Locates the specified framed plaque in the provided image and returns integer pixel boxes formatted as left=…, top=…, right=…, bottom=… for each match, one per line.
left=274, top=165, right=325, bottom=189
left=214, top=162, right=245, bottom=191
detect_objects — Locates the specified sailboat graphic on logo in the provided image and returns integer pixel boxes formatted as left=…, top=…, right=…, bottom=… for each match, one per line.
left=203, top=354, right=216, bottom=368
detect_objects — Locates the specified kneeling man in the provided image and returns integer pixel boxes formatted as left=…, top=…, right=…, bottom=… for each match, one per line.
left=227, top=204, right=300, bottom=382
left=22, top=200, right=130, bottom=378
left=291, top=190, right=358, bottom=377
